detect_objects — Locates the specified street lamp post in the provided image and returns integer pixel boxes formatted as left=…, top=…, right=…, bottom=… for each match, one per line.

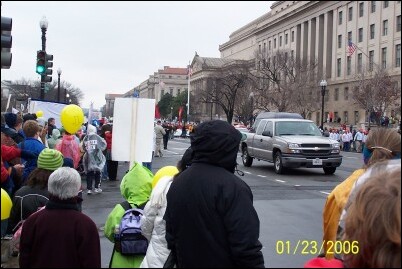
left=65, top=93, right=69, bottom=103
left=320, top=80, right=327, bottom=130
left=57, top=68, right=62, bottom=102
left=249, top=92, right=254, bottom=126
left=170, top=107, right=173, bottom=121
left=39, top=16, right=48, bottom=100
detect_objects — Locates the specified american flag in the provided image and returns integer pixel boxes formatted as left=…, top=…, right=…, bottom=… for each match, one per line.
left=347, top=40, right=357, bottom=56
left=187, top=65, right=193, bottom=77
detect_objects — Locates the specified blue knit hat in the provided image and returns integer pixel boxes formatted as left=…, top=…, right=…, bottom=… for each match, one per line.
left=4, top=113, right=17, bottom=128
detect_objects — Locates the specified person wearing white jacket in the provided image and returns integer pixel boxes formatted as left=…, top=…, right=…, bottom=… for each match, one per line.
left=140, top=175, right=174, bottom=268
left=140, top=147, right=193, bottom=268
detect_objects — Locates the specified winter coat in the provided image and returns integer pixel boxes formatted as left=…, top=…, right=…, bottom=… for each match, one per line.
left=104, top=162, right=153, bottom=268
left=140, top=175, right=173, bottom=268
left=82, top=125, right=106, bottom=173
left=322, top=169, right=365, bottom=259
left=164, top=120, right=265, bottom=268
left=19, top=196, right=101, bottom=268
left=47, top=128, right=61, bottom=149
left=55, top=134, right=81, bottom=168
left=18, top=138, right=46, bottom=183
left=7, top=185, right=49, bottom=234
left=154, top=125, right=165, bottom=140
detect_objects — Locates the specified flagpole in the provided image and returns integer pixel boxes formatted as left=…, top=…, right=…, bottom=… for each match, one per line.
left=187, top=61, right=190, bottom=123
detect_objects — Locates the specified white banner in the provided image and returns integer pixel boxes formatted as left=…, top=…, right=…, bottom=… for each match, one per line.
left=28, top=99, right=67, bottom=128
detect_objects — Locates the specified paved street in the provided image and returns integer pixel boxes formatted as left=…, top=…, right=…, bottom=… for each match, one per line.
left=2, top=138, right=363, bottom=268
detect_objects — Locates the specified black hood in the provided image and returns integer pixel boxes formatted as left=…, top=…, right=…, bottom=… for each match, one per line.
left=190, top=120, right=242, bottom=173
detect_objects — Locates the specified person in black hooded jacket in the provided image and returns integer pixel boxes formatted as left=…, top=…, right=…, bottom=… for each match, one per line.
left=164, top=120, right=265, bottom=268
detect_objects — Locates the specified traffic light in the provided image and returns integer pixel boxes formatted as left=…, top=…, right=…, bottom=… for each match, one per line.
left=43, top=53, right=53, bottom=82
left=1, top=16, right=12, bottom=69
left=36, top=50, right=46, bottom=74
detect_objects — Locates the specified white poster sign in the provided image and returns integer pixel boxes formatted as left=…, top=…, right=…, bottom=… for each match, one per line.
left=112, top=98, right=155, bottom=166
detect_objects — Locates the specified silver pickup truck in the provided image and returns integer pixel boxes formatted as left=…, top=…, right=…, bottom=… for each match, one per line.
left=241, top=112, right=342, bottom=174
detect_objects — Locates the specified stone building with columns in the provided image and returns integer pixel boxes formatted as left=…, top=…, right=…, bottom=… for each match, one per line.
left=217, top=1, right=401, bottom=128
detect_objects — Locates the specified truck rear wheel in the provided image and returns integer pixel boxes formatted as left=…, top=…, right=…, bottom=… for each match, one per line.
left=274, top=152, right=284, bottom=174
left=242, top=147, right=253, bottom=167
left=323, top=167, right=336, bottom=175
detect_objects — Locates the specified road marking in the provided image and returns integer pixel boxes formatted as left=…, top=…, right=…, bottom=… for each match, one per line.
left=294, top=184, right=301, bottom=187
left=257, top=175, right=266, bottom=178
left=320, top=191, right=331, bottom=195
left=163, top=150, right=181, bottom=155
left=275, top=179, right=286, bottom=183
left=244, top=171, right=251, bottom=174
left=169, top=147, right=188, bottom=150
left=343, top=156, right=359, bottom=159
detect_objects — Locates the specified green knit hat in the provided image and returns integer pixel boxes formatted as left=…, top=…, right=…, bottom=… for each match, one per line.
left=37, top=149, right=64, bottom=171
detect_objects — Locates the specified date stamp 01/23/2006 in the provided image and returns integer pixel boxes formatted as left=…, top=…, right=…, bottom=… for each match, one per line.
left=275, top=240, right=359, bottom=255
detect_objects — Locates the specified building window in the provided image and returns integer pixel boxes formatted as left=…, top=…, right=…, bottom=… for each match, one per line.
left=369, top=50, right=374, bottom=71
left=348, top=7, right=353, bottom=21
left=291, top=50, right=294, bottom=59
left=371, top=1, right=376, bottom=13
left=259, top=44, right=261, bottom=53
left=383, top=1, right=389, bottom=8
left=339, top=11, right=343, bottom=25
left=347, top=56, right=352, bottom=75
left=269, top=40, right=271, bottom=50
left=383, top=20, right=388, bottom=36
left=348, top=31, right=352, bottom=42
left=359, top=2, right=364, bottom=17
left=370, top=24, right=375, bottom=39
left=382, top=47, right=387, bottom=68
left=354, top=111, right=359, bottom=125
left=291, top=31, right=295, bottom=42
left=344, top=111, right=349, bottom=124
left=338, top=35, right=342, bottom=48
left=337, top=58, right=342, bottom=77
left=334, top=88, right=339, bottom=101
left=396, top=44, right=401, bottom=68
left=274, top=38, right=277, bottom=48
left=263, top=43, right=266, bottom=53
left=397, top=15, right=401, bottom=32
left=170, top=88, right=173, bottom=95
left=177, top=89, right=181, bottom=95
left=358, top=28, right=363, bottom=42
left=358, top=53, right=363, bottom=73
left=344, top=87, right=349, bottom=100
left=285, top=33, right=288, bottom=44
left=280, top=36, right=282, bottom=47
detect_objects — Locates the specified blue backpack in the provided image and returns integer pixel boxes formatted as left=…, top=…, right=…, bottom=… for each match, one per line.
left=114, top=201, right=148, bottom=256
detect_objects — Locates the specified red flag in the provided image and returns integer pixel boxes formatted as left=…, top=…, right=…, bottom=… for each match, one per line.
left=178, top=106, right=183, bottom=123
left=155, top=104, right=161, bottom=119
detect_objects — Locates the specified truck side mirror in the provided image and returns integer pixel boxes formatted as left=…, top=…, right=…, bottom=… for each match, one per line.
left=262, top=130, right=272, bottom=137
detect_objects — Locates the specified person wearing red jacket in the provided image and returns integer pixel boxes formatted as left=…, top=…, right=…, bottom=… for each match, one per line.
left=104, top=127, right=118, bottom=181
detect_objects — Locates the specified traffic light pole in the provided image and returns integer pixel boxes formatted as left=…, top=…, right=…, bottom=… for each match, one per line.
left=40, top=26, right=47, bottom=100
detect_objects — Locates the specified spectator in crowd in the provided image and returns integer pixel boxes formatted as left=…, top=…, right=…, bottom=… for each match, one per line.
left=82, top=124, right=106, bottom=195
left=18, top=120, right=46, bottom=185
left=164, top=120, right=264, bottom=267
left=343, top=162, right=400, bottom=268
left=154, top=120, right=165, bottom=157
left=322, top=128, right=401, bottom=259
left=3, top=112, right=24, bottom=144
left=47, top=117, right=56, bottom=139
left=19, top=167, right=101, bottom=268
left=47, top=128, right=61, bottom=149
left=104, top=162, right=153, bottom=268
left=55, top=129, right=81, bottom=169
left=162, top=121, right=172, bottom=150
left=6, top=149, right=64, bottom=235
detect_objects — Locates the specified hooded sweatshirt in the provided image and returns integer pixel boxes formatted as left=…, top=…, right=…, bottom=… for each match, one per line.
left=82, top=124, right=106, bottom=172
left=164, top=120, right=265, bottom=268
left=104, top=162, right=153, bottom=268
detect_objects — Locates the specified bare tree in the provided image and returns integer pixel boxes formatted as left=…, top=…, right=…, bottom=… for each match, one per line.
left=353, top=67, right=401, bottom=126
left=199, top=61, right=251, bottom=124
left=252, top=49, right=320, bottom=117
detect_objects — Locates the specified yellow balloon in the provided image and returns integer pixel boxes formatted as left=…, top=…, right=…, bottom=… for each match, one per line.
left=152, top=166, right=179, bottom=188
left=1, top=188, right=12, bottom=220
left=36, top=110, right=44, bottom=117
left=60, top=104, right=84, bottom=134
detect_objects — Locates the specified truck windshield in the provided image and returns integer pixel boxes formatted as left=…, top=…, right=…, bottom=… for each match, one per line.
left=275, top=121, right=322, bottom=136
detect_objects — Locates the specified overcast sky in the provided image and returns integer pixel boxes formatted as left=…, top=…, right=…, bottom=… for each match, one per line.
left=1, top=1, right=274, bottom=109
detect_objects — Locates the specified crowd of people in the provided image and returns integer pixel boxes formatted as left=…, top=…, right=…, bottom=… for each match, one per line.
left=1, top=110, right=401, bottom=268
